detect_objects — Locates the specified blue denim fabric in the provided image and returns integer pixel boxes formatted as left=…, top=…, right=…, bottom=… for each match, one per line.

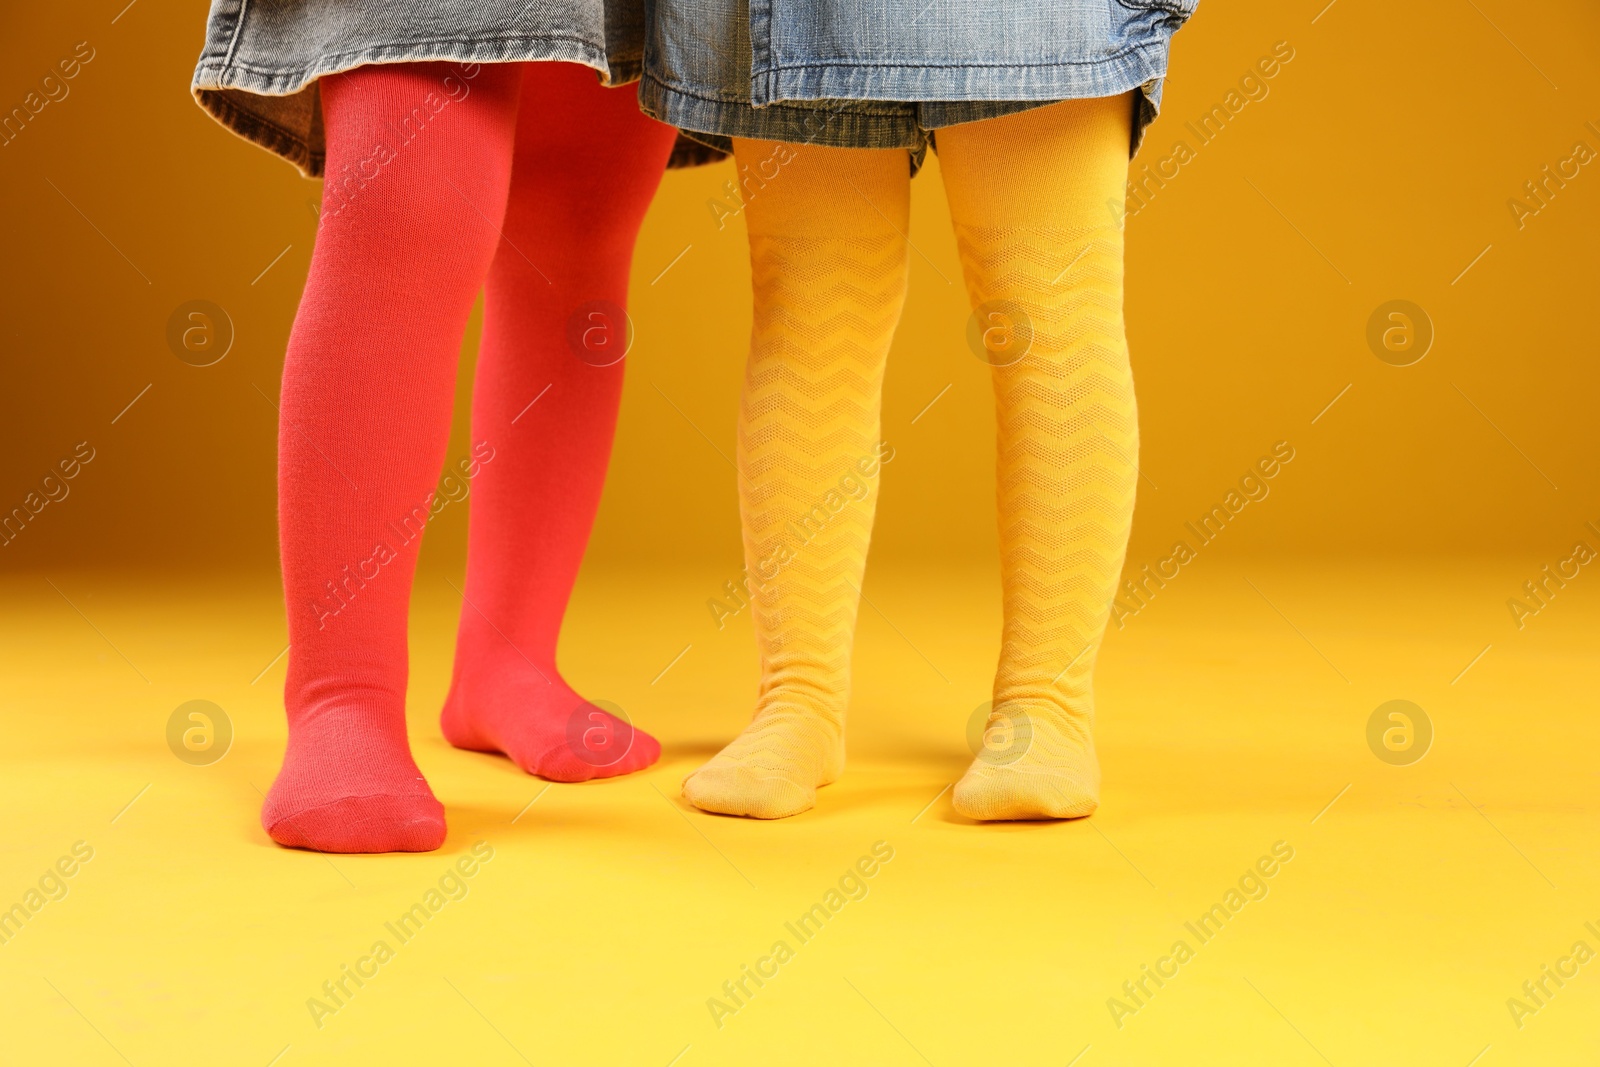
left=190, top=0, right=720, bottom=176
left=641, top=0, right=1195, bottom=160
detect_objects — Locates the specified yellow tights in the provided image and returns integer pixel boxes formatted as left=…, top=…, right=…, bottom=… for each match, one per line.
left=682, top=95, right=1138, bottom=820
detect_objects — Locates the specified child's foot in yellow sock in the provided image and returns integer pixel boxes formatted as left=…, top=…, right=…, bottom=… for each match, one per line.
left=936, top=97, right=1137, bottom=826
left=682, top=703, right=843, bottom=819
left=952, top=706, right=1100, bottom=821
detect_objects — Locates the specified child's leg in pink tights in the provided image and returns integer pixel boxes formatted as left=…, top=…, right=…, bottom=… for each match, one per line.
left=441, top=63, right=678, bottom=778
left=265, top=62, right=522, bottom=853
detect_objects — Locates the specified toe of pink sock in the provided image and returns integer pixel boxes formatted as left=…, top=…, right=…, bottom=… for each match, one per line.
left=264, top=794, right=447, bottom=853
left=527, top=721, right=662, bottom=782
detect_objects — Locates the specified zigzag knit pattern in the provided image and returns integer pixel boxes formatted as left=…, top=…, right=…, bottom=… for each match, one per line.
left=951, top=220, right=1138, bottom=820
left=682, top=230, right=908, bottom=818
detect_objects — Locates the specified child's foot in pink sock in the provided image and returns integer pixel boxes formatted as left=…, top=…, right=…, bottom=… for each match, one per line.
left=441, top=660, right=659, bottom=781
left=261, top=62, right=524, bottom=855
left=433, top=63, right=679, bottom=789
left=262, top=705, right=446, bottom=853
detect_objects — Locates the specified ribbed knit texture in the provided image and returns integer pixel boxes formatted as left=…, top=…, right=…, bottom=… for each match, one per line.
left=682, top=144, right=909, bottom=818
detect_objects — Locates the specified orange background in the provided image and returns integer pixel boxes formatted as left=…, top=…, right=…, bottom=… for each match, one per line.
left=1, top=0, right=1597, bottom=576
left=6, top=5, right=1600, bottom=1066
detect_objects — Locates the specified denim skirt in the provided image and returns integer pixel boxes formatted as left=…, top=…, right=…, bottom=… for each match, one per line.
left=640, top=0, right=1196, bottom=163
left=191, top=0, right=718, bottom=177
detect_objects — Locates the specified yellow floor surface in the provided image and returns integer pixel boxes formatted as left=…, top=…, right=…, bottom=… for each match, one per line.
left=2, top=559, right=1597, bottom=1066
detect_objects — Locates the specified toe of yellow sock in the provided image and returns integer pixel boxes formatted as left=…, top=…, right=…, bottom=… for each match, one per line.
left=682, top=765, right=816, bottom=819
left=952, top=766, right=1099, bottom=821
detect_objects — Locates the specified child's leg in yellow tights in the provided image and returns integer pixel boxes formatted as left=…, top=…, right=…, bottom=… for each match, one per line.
left=937, top=95, right=1139, bottom=820
left=682, top=142, right=910, bottom=818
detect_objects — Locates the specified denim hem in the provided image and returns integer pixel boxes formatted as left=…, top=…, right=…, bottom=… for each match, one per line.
left=641, top=70, right=1168, bottom=163
left=639, top=72, right=928, bottom=153
left=751, top=36, right=1172, bottom=109
left=1131, top=77, right=1162, bottom=155
left=193, top=87, right=329, bottom=177
left=193, top=35, right=621, bottom=98
left=191, top=37, right=642, bottom=178
left=667, top=136, right=731, bottom=168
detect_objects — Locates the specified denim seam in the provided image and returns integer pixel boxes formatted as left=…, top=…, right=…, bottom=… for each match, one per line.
left=748, top=0, right=774, bottom=82
left=194, top=88, right=324, bottom=175
left=762, top=41, right=1163, bottom=75
left=200, top=32, right=609, bottom=80
left=765, top=56, right=1154, bottom=73
left=751, top=36, right=1170, bottom=108
left=193, top=39, right=618, bottom=111
left=1116, top=0, right=1195, bottom=15
left=196, top=91, right=304, bottom=147
left=640, top=72, right=925, bottom=148
left=641, top=71, right=915, bottom=118
left=219, top=0, right=250, bottom=70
